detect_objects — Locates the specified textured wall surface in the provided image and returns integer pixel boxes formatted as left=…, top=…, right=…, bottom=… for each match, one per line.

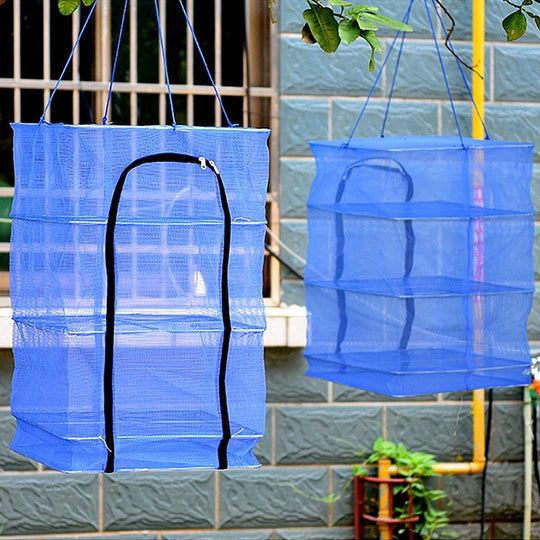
left=1, top=348, right=539, bottom=538
left=1, top=0, right=540, bottom=538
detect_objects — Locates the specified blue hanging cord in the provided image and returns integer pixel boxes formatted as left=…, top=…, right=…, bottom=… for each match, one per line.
left=431, top=0, right=489, bottom=140
left=40, top=0, right=100, bottom=124
left=154, top=0, right=177, bottom=129
left=423, top=0, right=464, bottom=146
left=381, top=7, right=413, bottom=138
left=176, top=0, right=236, bottom=128
left=102, top=0, right=129, bottom=125
left=346, top=0, right=416, bottom=146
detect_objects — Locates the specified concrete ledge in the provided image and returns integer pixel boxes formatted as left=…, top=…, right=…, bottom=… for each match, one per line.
left=0, top=305, right=308, bottom=349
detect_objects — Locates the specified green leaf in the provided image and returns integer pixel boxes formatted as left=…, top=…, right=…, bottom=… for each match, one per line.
left=58, top=0, right=80, bottom=15
left=338, top=18, right=361, bottom=44
left=82, top=0, right=95, bottom=6
left=502, top=10, right=527, bottom=41
left=522, top=0, right=533, bottom=5
left=535, top=14, right=540, bottom=30
left=344, top=5, right=379, bottom=16
left=355, top=15, right=379, bottom=31
left=361, top=30, right=383, bottom=54
left=352, top=464, right=368, bottom=476
left=361, top=11, right=413, bottom=32
left=329, top=0, right=352, bottom=6
left=302, top=6, right=341, bottom=53
left=301, top=23, right=317, bottom=44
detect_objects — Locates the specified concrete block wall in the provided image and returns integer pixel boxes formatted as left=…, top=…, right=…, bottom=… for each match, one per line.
left=1, top=348, right=539, bottom=538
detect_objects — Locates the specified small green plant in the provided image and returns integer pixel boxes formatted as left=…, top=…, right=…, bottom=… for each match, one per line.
left=355, top=438, right=450, bottom=540
left=300, top=1, right=413, bottom=70
left=288, top=438, right=450, bottom=540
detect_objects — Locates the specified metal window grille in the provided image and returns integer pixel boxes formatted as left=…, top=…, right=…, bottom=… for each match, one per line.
left=0, top=0, right=280, bottom=303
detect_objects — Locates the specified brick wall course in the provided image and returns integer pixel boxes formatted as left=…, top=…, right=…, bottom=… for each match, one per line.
left=0, top=473, right=99, bottom=535
left=528, top=291, right=540, bottom=341
left=494, top=45, right=540, bottom=102
left=102, top=471, right=215, bottom=531
left=280, top=37, right=380, bottom=97
left=275, top=405, right=382, bottom=465
left=274, top=526, right=355, bottom=539
left=278, top=221, right=308, bottom=279
left=218, top=467, right=329, bottom=529
left=280, top=159, right=314, bottom=219
left=264, top=348, right=328, bottom=403
left=280, top=281, right=305, bottom=307
left=387, top=405, right=474, bottom=462
left=0, top=350, right=13, bottom=406
left=442, top=462, right=526, bottom=521
left=280, top=98, right=329, bottom=157
left=0, top=411, right=38, bottom=471
left=162, top=531, right=274, bottom=540
left=331, top=99, right=440, bottom=140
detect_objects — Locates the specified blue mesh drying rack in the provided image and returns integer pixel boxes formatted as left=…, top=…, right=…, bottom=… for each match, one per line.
left=304, top=0, right=534, bottom=396
left=9, top=0, right=269, bottom=472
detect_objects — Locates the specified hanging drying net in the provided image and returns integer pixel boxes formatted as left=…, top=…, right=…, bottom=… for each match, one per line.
left=9, top=2, right=269, bottom=473
left=304, top=0, right=535, bottom=397
left=305, top=136, right=534, bottom=396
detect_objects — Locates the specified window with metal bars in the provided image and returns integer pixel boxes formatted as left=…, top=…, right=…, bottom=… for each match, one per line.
left=0, top=0, right=279, bottom=303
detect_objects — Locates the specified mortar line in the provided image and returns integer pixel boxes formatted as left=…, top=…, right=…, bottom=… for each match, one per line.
left=271, top=404, right=277, bottom=466
left=382, top=404, right=388, bottom=440
left=328, top=464, right=334, bottom=526
left=328, top=97, right=333, bottom=140
left=489, top=44, right=495, bottom=103
left=214, top=470, right=220, bottom=529
left=98, top=473, right=103, bottom=532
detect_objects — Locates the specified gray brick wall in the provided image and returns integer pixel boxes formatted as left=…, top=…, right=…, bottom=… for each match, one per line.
left=1, top=349, right=540, bottom=538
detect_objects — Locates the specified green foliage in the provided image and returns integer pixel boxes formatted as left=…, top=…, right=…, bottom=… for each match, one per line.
left=288, top=438, right=450, bottom=539
left=363, top=438, right=450, bottom=540
left=301, top=0, right=412, bottom=70
left=58, top=0, right=94, bottom=16
left=302, top=4, right=341, bottom=53
left=501, top=0, right=540, bottom=41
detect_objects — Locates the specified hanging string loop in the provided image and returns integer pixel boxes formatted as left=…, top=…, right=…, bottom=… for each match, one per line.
left=175, top=0, right=236, bottom=128
left=41, top=0, right=236, bottom=129
left=423, top=0, right=464, bottom=147
left=102, top=0, right=129, bottom=125
left=345, top=0, right=416, bottom=146
left=380, top=6, right=414, bottom=138
left=40, top=0, right=100, bottom=125
left=347, top=0, right=489, bottom=146
left=154, top=0, right=178, bottom=129
left=430, top=0, right=489, bottom=140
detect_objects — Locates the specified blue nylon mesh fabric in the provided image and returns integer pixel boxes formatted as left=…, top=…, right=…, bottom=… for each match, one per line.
left=10, top=123, right=269, bottom=472
left=305, top=136, right=534, bottom=396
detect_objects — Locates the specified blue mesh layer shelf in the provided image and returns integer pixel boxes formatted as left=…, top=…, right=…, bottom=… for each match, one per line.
left=10, top=123, right=269, bottom=472
left=305, top=136, right=534, bottom=397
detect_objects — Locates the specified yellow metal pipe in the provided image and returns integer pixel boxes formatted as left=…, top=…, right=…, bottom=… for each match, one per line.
left=472, top=0, right=485, bottom=139
left=378, top=458, right=393, bottom=540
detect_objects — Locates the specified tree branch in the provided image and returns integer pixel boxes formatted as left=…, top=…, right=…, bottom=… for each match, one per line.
left=435, top=0, right=483, bottom=79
